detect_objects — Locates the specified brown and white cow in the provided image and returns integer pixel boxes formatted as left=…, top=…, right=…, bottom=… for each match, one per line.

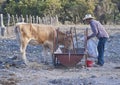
left=15, top=23, right=73, bottom=65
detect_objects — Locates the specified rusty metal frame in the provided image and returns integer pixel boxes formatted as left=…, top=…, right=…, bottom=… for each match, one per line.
left=53, top=27, right=88, bottom=67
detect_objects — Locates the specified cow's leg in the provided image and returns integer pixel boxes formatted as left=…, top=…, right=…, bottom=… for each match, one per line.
left=20, top=37, right=30, bottom=65
left=41, top=46, right=48, bottom=64
left=41, top=42, right=51, bottom=64
left=47, top=43, right=55, bottom=65
left=47, top=42, right=54, bottom=65
left=42, top=41, right=54, bottom=65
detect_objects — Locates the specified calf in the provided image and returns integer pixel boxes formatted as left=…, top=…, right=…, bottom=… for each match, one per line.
left=15, top=23, right=73, bottom=65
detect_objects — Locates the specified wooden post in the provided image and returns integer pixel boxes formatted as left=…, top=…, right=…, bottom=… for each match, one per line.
left=12, top=15, right=15, bottom=26
left=74, top=27, right=78, bottom=49
left=36, top=16, right=39, bottom=24
left=6, top=13, right=11, bottom=35
left=38, top=17, right=42, bottom=24
left=29, top=15, right=32, bottom=23
left=55, top=15, right=59, bottom=25
left=50, top=16, right=53, bottom=25
left=26, top=15, right=29, bottom=23
left=21, top=15, right=24, bottom=22
left=0, top=14, right=6, bottom=36
left=7, top=13, right=10, bottom=27
left=42, top=17, right=45, bottom=24
left=32, top=16, right=35, bottom=23
left=43, top=16, right=47, bottom=24
left=84, top=28, right=88, bottom=67
left=16, top=14, right=19, bottom=23
left=70, top=27, right=76, bottom=53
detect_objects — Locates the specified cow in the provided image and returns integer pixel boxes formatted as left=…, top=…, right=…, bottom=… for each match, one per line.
left=15, top=23, right=73, bottom=65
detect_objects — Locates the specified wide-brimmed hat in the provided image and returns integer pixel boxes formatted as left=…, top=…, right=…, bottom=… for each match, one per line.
left=83, top=14, right=94, bottom=20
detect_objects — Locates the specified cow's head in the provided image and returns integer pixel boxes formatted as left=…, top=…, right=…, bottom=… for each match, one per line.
left=56, top=29, right=73, bottom=50
left=64, top=32, right=73, bottom=50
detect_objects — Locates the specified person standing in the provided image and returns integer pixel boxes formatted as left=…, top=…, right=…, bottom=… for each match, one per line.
left=83, top=14, right=109, bottom=66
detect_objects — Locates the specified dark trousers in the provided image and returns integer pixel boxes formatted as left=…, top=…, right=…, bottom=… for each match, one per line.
left=97, top=37, right=107, bottom=66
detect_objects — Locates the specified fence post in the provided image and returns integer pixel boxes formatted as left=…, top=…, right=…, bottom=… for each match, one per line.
left=12, top=15, right=15, bottom=26
left=21, top=15, right=24, bottom=22
left=47, top=16, right=51, bottom=25
left=7, top=13, right=10, bottom=27
left=36, top=16, right=39, bottom=24
left=38, top=17, right=42, bottom=24
left=16, top=14, right=19, bottom=23
left=32, top=16, right=35, bottom=23
left=26, top=15, right=29, bottom=23
left=42, top=17, right=45, bottom=24
left=55, top=15, right=59, bottom=25
left=29, top=15, right=32, bottom=23
left=0, top=14, right=6, bottom=36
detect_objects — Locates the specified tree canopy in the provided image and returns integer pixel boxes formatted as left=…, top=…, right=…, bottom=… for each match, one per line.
left=0, top=0, right=120, bottom=24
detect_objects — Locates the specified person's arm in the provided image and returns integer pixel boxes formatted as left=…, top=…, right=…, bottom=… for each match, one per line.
left=87, top=22, right=98, bottom=40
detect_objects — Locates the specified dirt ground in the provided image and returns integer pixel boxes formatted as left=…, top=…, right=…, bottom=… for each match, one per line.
left=0, top=25, right=120, bottom=85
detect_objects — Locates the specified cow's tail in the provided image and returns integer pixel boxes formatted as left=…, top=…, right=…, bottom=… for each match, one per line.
left=14, top=23, right=21, bottom=44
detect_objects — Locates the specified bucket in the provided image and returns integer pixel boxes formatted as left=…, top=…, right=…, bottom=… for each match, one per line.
left=86, top=60, right=94, bottom=67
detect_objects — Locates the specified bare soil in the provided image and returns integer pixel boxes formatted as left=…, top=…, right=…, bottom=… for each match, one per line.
left=0, top=25, right=120, bottom=85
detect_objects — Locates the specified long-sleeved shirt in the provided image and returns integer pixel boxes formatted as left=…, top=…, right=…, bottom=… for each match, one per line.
left=88, top=19, right=109, bottom=39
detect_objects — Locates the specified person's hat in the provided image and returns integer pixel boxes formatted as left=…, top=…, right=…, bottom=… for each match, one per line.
left=83, top=14, right=94, bottom=20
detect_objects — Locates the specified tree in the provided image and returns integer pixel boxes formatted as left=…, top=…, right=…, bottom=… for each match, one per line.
left=1, top=0, right=119, bottom=24
left=44, top=0, right=61, bottom=16
left=94, top=0, right=115, bottom=24
left=59, top=0, right=89, bottom=24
